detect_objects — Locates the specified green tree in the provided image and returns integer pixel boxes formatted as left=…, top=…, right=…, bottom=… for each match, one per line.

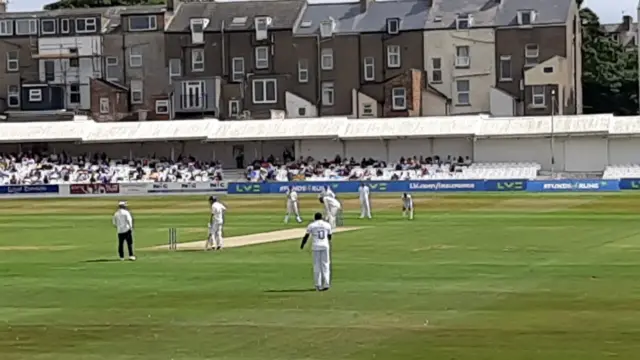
left=581, top=6, right=639, bottom=114
left=44, top=0, right=164, bottom=10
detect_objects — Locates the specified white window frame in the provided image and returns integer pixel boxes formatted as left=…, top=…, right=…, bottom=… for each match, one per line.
left=321, top=82, right=334, bottom=106
left=456, top=15, right=471, bottom=30
left=252, top=78, right=277, bottom=104
left=169, top=58, right=181, bottom=78
left=129, top=47, right=143, bottom=68
left=128, top=15, right=157, bottom=32
left=191, top=48, right=204, bottom=72
left=456, top=79, right=470, bottom=105
left=130, top=80, right=143, bottom=104
left=499, top=55, right=512, bottom=81
left=386, top=18, right=399, bottom=34
left=228, top=100, right=240, bottom=116
left=362, top=103, right=374, bottom=116
left=321, top=48, right=333, bottom=70
left=0, top=20, right=13, bottom=36
left=363, top=57, right=374, bottom=81
left=40, top=19, right=56, bottom=35
left=28, top=89, right=42, bottom=102
left=386, top=45, right=401, bottom=68
left=7, top=85, right=20, bottom=107
left=255, top=46, right=269, bottom=69
left=155, top=99, right=169, bottom=114
left=76, top=18, right=97, bottom=33
left=231, top=57, right=244, bottom=82
left=391, top=87, right=406, bottom=110
left=532, top=85, right=545, bottom=107
left=455, top=46, right=470, bottom=68
left=61, top=19, right=70, bottom=34
left=525, top=44, right=539, bottom=66
left=99, top=97, right=109, bottom=114
left=44, top=60, right=56, bottom=82
left=15, top=19, right=37, bottom=35
left=69, top=83, right=81, bottom=104
left=517, top=10, right=535, bottom=26
left=431, top=57, right=442, bottom=83
left=106, top=57, right=119, bottom=81
left=298, top=59, right=309, bottom=83
left=181, top=81, right=205, bottom=109
left=6, top=51, right=19, bottom=72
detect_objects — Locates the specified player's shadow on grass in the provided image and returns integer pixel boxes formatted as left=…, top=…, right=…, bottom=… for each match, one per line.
left=83, top=258, right=122, bottom=263
left=264, top=288, right=317, bottom=293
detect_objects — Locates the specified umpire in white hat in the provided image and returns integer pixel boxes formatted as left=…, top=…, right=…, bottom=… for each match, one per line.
left=112, top=201, right=136, bottom=261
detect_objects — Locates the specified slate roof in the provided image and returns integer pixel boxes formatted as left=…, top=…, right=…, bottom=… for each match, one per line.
left=166, top=0, right=306, bottom=32
left=494, top=0, right=573, bottom=27
left=424, top=0, right=501, bottom=29
left=294, top=0, right=429, bottom=35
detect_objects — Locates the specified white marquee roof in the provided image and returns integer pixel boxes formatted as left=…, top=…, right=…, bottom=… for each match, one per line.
left=1, top=114, right=639, bottom=143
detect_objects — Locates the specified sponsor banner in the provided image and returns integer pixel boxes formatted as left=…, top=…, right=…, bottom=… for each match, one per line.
left=228, top=183, right=270, bottom=194
left=0, top=184, right=59, bottom=194
left=70, top=183, right=120, bottom=195
left=618, top=179, right=640, bottom=190
left=407, top=180, right=484, bottom=192
left=146, top=181, right=227, bottom=193
left=526, top=180, right=620, bottom=192
left=484, top=179, right=527, bottom=191
left=120, top=183, right=150, bottom=195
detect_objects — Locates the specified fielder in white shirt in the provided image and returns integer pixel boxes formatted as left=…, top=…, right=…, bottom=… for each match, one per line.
left=284, top=186, right=302, bottom=223
left=358, top=183, right=372, bottom=219
left=112, top=201, right=136, bottom=261
left=319, top=185, right=336, bottom=200
left=319, top=196, right=341, bottom=229
left=207, top=196, right=226, bottom=250
left=300, top=212, right=332, bottom=291
left=402, top=192, right=414, bottom=220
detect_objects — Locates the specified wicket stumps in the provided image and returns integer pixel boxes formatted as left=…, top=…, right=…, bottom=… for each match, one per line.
left=337, top=209, right=344, bottom=226
left=168, top=228, right=177, bottom=250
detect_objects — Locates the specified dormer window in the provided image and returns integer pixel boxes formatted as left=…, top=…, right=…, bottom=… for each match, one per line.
left=254, top=16, right=271, bottom=41
left=386, top=18, right=399, bottom=34
left=517, top=10, right=536, bottom=26
left=190, top=18, right=208, bottom=44
left=456, top=14, right=471, bottom=30
left=320, top=19, right=334, bottom=38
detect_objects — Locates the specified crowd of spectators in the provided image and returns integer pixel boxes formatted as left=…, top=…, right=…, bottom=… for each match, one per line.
left=246, top=154, right=473, bottom=182
left=0, top=152, right=224, bottom=185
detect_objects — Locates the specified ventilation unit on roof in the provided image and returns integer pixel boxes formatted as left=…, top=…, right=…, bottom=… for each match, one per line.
left=255, top=16, right=271, bottom=41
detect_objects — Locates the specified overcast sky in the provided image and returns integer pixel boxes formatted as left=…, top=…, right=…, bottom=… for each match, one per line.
left=8, top=0, right=639, bottom=24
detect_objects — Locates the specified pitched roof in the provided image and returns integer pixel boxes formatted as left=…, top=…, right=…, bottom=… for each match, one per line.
left=424, top=0, right=500, bottom=29
left=167, top=0, right=306, bottom=32
left=294, top=0, right=429, bottom=35
left=494, top=0, right=573, bottom=27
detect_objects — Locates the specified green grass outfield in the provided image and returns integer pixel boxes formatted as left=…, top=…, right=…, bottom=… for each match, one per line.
left=2, top=193, right=640, bottom=359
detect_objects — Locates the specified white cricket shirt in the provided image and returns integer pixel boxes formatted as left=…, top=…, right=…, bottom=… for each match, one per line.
left=324, top=196, right=341, bottom=211
left=112, top=209, right=133, bottom=234
left=403, top=194, right=413, bottom=208
left=306, top=220, right=332, bottom=250
left=321, top=188, right=335, bottom=199
left=211, top=202, right=226, bottom=223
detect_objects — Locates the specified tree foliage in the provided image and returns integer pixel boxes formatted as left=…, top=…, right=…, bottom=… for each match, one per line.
left=581, top=6, right=638, bottom=115
left=44, top=0, right=164, bottom=10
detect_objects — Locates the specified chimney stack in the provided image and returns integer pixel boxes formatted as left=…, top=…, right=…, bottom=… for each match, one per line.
left=167, top=0, right=175, bottom=12
left=0, top=0, right=7, bottom=13
left=359, top=0, right=374, bottom=13
left=622, top=15, right=632, bottom=32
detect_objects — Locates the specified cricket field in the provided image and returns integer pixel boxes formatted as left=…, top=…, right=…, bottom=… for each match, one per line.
left=1, top=193, right=640, bottom=359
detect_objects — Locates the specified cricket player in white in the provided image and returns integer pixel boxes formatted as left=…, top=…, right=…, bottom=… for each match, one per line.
left=358, top=183, right=372, bottom=219
left=207, top=196, right=226, bottom=250
left=284, top=186, right=302, bottom=223
left=112, top=201, right=135, bottom=261
left=300, top=212, right=332, bottom=291
left=319, top=196, right=341, bottom=229
left=319, top=185, right=335, bottom=200
left=402, top=192, right=414, bottom=219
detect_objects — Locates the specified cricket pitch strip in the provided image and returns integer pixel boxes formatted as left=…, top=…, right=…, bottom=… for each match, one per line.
left=147, top=227, right=364, bottom=251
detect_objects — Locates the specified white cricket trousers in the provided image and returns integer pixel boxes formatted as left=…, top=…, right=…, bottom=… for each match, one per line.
left=312, top=248, right=331, bottom=289
left=285, top=201, right=301, bottom=222
left=326, top=208, right=339, bottom=229
left=208, top=222, right=224, bottom=248
left=360, top=198, right=371, bottom=218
